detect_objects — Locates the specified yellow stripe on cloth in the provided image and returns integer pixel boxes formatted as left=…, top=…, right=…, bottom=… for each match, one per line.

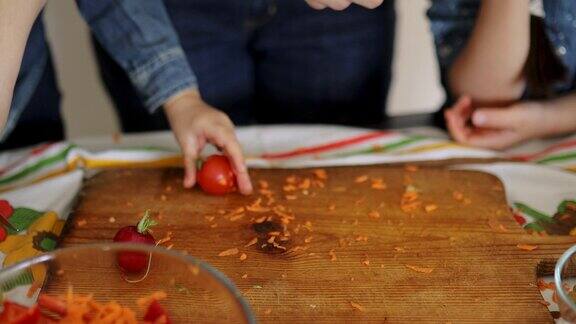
left=82, top=156, right=183, bottom=169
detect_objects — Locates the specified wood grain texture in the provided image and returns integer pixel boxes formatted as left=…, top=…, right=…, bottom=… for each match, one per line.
left=59, top=166, right=576, bottom=323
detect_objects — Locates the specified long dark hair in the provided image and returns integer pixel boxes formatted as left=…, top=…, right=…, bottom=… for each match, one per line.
left=524, top=15, right=568, bottom=98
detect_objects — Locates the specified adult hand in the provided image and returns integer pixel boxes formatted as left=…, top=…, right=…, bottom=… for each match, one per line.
left=305, top=0, right=383, bottom=11
left=164, top=89, right=253, bottom=195
left=444, top=95, right=548, bottom=150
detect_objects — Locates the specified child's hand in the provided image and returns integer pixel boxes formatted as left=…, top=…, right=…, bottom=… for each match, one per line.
left=305, top=0, right=383, bottom=11
left=164, top=89, right=253, bottom=195
left=445, top=95, right=547, bottom=150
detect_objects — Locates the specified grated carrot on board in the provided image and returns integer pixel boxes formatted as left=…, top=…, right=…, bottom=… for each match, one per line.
left=328, top=204, right=336, bottom=211
left=245, top=237, right=258, bottom=247
left=259, top=180, right=269, bottom=189
left=350, top=301, right=365, bottom=312
left=405, top=264, right=434, bottom=274
left=313, top=169, right=327, bottom=180
left=328, top=250, right=337, bottom=261
left=405, top=165, right=419, bottom=172
left=517, top=244, right=538, bottom=251
left=241, top=274, right=248, bottom=279
left=354, top=175, right=368, bottom=183
left=218, top=248, right=239, bottom=257
left=368, top=211, right=381, bottom=219
left=424, top=204, right=438, bottom=213
left=254, top=216, right=267, bottom=224
left=240, top=253, right=247, bottom=261
left=452, top=191, right=464, bottom=201
left=77, top=220, right=87, bottom=227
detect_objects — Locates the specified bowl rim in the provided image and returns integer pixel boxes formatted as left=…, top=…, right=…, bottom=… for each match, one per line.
left=555, top=244, right=576, bottom=311
left=0, top=242, right=257, bottom=324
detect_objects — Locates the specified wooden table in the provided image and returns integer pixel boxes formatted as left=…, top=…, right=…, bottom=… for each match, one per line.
left=59, top=165, right=576, bottom=322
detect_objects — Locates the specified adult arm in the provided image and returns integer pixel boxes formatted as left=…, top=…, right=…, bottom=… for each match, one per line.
left=0, top=0, right=46, bottom=131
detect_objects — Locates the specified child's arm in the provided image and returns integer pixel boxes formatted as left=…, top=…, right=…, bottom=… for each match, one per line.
left=445, top=94, right=576, bottom=149
left=163, top=89, right=253, bottom=195
left=0, top=0, right=46, bottom=130
left=448, top=0, right=531, bottom=103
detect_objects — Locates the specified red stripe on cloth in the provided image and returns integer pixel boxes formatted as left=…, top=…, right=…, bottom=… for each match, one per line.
left=510, top=139, right=576, bottom=161
left=260, top=131, right=393, bottom=160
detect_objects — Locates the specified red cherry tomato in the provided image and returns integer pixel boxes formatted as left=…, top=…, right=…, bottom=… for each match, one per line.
left=197, top=155, right=236, bottom=195
left=0, top=200, right=14, bottom=219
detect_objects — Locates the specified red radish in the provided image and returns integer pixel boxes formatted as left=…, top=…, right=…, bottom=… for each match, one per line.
left=0, top=200, right=13, bottom=219
left=144, top=299, right=171, bottom=324
left=113, top=210, right=156, bottom=273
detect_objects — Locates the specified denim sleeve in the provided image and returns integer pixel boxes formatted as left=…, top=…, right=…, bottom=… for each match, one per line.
left=427, top=0, right=480, bottom=77
left=76, top=0, right=196, bottom=112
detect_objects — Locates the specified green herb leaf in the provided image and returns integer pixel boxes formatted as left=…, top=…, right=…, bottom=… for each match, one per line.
left=137, top=210, right=157, bottom=234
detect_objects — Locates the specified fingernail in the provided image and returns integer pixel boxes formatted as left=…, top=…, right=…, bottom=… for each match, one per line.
left=472, top=112, right=486, bottom=126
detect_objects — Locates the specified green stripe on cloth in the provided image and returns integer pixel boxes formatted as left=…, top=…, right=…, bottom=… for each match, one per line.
left=327, top=136, right=426, bottom=159
left=537, top=151, right=576, bottom=164
left=513, top=202, right=553, bottom=223
left=0, top=144, right=75, bottom=186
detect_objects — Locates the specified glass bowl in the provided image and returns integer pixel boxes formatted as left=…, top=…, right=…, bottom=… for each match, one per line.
left=555, top=245, right=576, bottom=322
left=0, top=243, right=255, bottom=323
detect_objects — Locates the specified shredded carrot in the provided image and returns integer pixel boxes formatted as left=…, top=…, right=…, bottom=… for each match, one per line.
left=488, top=218, right=508, bottom=232
left=241, top=274, right=248, bottom=279
left=350, top=301, right=365, bottom=312
left=160, top=195, right=168, bottom=201
left=303, top=221, right=313, bottom=231
left=405, top=165, right=419, bottom=172
left=217, top=209, right=226, bottom=215
left=304, top=236, right=313, bottom=243
left=285, top=195, right=298, bottom=200
left=452, top=191, right=464, bottom=201
left=254, top=216, right=267, bottom=223
left=371, top=180, right=387, bottom=190
left=156, top=232, right=172, bottom=245
left=328, top=204, right=336, bottom=211
left=424, top=204, right=438, bottom=213
left=328, top=250, right=337, bottom=261
left=517, top=244, right=538, bottom=251
left=394, top=247, right=406, bottom=252
left=405, top=264, right=434, bottom=274
left=210, top=223, right=218, bottom=228
left=355, top=175, right=368, bottom=183
left=286, top=175, right=297, bottom=184
left=165, top=185, right=173, bottom=193
left=77, top=220, right=87, bottom=227
left=245, top=237, right=258, bottom=247
left=368, top=211, right=381, bottom=219
left=267, top=236, right=276, bottom=244
left=218, top=248, right=239, bottom=257
left=259, top=180, right=269, bottom=189
left=229, top=214, right=245, bottom=221
left=299, top=178, right=311, bottom=190
left=240, top=253, right=247, bottom=261
left=355, top=235, right=368, bottom=242
left=313, top=169, right=328, bottom=180
left=108, top=217, right=116, bottom=223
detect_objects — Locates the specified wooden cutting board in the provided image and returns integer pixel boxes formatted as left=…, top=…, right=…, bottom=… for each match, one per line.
left=59, top=166, right=576, bottom=322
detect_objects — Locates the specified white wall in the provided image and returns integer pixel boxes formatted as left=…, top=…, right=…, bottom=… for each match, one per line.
left=43, top=0, right=444, bottom=139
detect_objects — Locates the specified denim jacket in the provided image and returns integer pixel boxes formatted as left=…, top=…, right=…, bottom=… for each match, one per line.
left=6, top=0, right=196, bottom=140
left=428, top=0, right=576, bottom=100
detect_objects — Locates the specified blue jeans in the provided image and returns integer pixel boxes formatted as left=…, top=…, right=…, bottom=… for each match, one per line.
left=94, top=0, right=396, bottom=131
